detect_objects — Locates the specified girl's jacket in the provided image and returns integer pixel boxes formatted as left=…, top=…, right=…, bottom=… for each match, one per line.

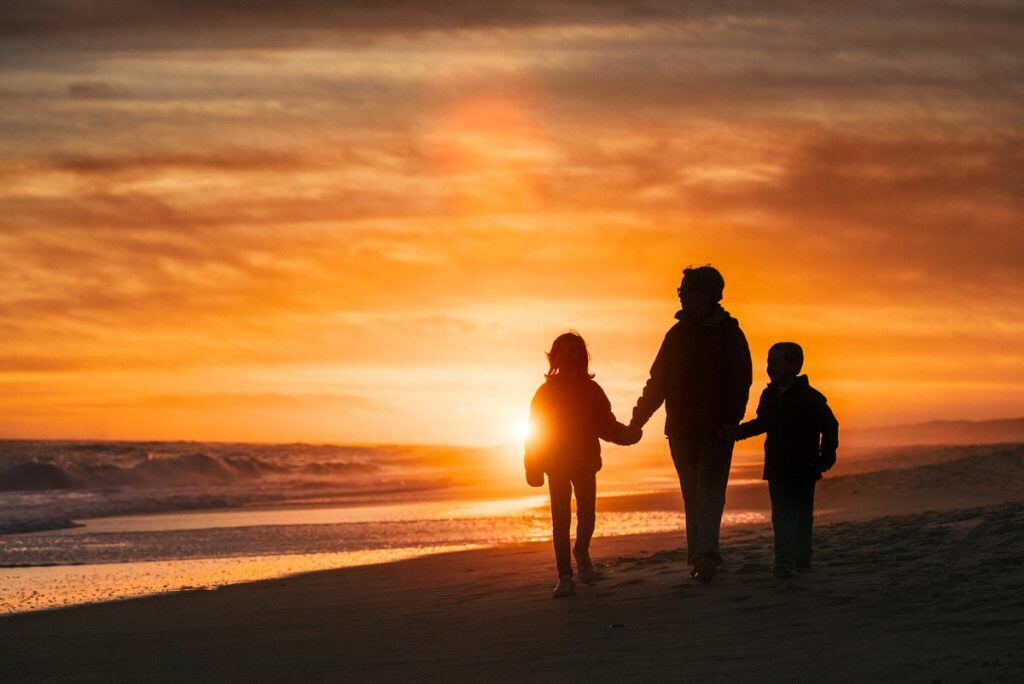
left=525, top=374, right=632, bottom=477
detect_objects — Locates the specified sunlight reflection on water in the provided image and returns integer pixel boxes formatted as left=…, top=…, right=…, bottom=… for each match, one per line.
left=0, top=545, right=481, bottom=614
left=0, top=496, right=767, bottom=614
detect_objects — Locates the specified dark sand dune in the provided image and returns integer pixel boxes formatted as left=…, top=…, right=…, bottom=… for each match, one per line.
left=599, top=445, right=1024, bottom=520
left=816, top=446, right=1024, bottom=518
left=845, top=417, right=1024, bottom=448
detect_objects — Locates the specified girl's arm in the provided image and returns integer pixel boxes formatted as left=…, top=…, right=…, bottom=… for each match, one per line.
left=595, top=384, right=639, bottom=445
left=524, top=389, right=546, bottom=460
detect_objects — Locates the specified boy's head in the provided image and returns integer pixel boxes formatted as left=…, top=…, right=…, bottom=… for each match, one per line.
left=677, top=265, right=724, bottom=317
left=767, top=342, right=803, bottom=382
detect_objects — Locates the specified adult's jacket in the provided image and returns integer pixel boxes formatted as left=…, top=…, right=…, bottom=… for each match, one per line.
left=737, top=375, right=839, bottom=481
left=632, top=305, right=752, bottom=438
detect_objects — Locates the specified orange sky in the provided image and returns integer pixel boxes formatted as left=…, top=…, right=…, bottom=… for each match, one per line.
left=0, top=2, right=1022, bottom=444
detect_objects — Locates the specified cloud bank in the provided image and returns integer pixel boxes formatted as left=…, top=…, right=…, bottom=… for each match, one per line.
left=0, top=1, right=1021, bottom=442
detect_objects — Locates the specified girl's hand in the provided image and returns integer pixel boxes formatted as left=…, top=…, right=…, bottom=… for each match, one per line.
left=624, top=424, right=643, bottom=445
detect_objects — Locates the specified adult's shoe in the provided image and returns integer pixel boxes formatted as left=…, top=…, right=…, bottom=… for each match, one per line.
left=574, top=551, right=596, bottom=584
left=693, top=557, right=718, bottom=583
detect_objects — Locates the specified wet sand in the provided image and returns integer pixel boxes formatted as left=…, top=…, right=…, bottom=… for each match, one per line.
left=4, top=498, right=1023, bottom=682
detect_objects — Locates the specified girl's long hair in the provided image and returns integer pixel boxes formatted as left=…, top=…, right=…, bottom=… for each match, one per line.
left=545, top=331, right=595, bottom=379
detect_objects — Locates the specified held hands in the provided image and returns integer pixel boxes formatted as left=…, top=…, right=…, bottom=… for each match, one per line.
left=610, top=418, right=642, bottom=446
left=718, top=423, right=739, bottom=441
left=622, top=423, right=643, bottom=446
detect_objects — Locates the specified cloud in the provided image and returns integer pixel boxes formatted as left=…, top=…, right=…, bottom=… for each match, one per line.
left=0, top=1, right=1020, bottom=62
left=67, top=81, right=121, bottom=99
left=0, top=1, right=1022, bottom=440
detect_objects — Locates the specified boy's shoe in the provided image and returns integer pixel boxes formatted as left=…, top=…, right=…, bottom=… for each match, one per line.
left=693, top=557, right=718, bottom=583
left=574, top=551, right=596, bottom=584
left=552, top=575, right=575, bottom=598
left=773, top=564, right=797, bottom=579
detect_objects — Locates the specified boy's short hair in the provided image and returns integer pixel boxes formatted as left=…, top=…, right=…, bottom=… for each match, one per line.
left=681, top=265, right=725, bottom=302
left=769, top=342, right=804, bottom=371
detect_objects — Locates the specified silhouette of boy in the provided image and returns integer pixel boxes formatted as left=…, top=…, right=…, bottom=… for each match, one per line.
left=736, top=342, right=839, bottom=578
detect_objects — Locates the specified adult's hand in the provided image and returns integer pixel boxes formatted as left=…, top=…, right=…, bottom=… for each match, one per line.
left=718, top=423, right=739, bottom=441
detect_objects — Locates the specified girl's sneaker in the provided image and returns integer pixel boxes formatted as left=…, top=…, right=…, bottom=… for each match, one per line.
left=552, top=575, right=575, bottom=598
left=574, top=551, right=596, bottom=584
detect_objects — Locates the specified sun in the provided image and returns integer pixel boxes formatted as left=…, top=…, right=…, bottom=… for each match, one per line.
left=513, top=416, right=534, bottom=444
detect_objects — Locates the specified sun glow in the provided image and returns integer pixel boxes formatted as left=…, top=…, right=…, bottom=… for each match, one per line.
left=514, top=416, right=534, bottom=444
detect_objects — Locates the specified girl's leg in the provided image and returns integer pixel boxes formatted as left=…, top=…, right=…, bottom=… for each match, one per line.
left=572, top=471, right=597, bottom=558
left=548, top=474, right=573, bottom=577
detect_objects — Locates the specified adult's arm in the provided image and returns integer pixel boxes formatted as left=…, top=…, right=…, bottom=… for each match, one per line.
left=721, top=326, right=753, bottom=425
left=631, top=331, right=671, bottom=429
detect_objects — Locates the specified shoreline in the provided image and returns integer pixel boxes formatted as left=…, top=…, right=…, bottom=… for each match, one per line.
left=0, top=512, right=767, bottom=614
left=4, top=501, right=1023, bottom=682
left=5, top=443, right=1024, bottom=614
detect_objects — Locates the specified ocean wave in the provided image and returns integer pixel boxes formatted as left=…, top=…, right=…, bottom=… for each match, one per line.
left=0, top=440, right=518, bottom=542
left=0, top=440, right=460, bottom=535
left=0, top=517, right=83, bottom=535
left=0, top=462, right=81, bottom=491
left=0, top=450, right=385, bottom=493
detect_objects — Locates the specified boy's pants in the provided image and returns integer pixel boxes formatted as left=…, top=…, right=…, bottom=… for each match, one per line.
left=548, top=471, right=597, bottom=578
left=768, top=477, right=817, bottom=569
left=668, top=433, right=735, bottom=565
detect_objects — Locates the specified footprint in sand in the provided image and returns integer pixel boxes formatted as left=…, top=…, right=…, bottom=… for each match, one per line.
left=611, top=579, right=645, bottom=588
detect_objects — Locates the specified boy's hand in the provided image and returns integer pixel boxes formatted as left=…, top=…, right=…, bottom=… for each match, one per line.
left=819, top=449, right=836, bottom=472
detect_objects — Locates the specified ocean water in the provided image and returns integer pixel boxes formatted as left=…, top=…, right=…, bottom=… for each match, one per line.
left=0, top=440, right=767, bottom=613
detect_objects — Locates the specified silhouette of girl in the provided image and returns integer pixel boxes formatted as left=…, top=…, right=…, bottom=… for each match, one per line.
left=525, top=331, right=638, bottom=598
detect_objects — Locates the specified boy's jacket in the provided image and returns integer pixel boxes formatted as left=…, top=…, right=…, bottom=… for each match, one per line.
left=633, top=305, right=752, bottom=437
left=738, top=375, right=839, bottom=481
left=526, top=374, right=632, bottom=476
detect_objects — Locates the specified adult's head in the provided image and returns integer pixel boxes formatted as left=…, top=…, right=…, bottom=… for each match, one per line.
left=767, top=341, right=804, bottom=382
left=545, top=331, right=594, bottom=379
left=678, top=264, right=725, bottom=319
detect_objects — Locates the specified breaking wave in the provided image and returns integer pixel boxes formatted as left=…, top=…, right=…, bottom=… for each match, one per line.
left=0, top=440, right=464, bottom=534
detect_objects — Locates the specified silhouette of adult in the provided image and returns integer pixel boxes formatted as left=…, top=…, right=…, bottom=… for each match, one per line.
left=628, top=265, right=752, bottom=582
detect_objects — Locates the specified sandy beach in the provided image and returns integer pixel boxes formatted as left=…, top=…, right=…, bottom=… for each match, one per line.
left=4, top=448, right=1023, bottom=683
